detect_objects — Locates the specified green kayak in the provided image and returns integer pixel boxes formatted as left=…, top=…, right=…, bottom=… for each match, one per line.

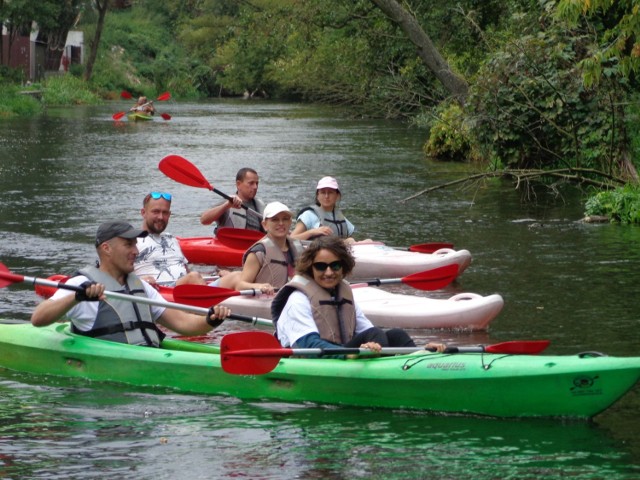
left=0, top=322, right=638, bottom=419
left=127, top=112, right=154, bottom=121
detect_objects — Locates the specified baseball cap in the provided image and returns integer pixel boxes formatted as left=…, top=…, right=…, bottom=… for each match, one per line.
left=263, top=201, right=292, bottom=220
left=95, top=221, right=148, bottom=246
left=316, top=176, right=340, bottom=191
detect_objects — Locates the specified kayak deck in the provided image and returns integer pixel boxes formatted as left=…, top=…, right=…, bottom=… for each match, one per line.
left=213, top=287, right=504, bottom=330
left=0, top=323, right=638, bottom=418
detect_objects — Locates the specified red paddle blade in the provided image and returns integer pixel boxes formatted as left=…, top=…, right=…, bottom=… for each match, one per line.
left=0, top=263, right=24, bottom=288
left=34, top=274, right=70, bottom=298
left=120, top=91, right=133, bottom=99
left=485, top=340, right=550, bottom=355
left=160, top=113, right=172, bottom=120
left=157, top=91, right=171, bottom=101
left=173, top=284, right=240, bottom=307
left=409, top=242, right=455, bottom=254
left=221, top=331, right=284, bottom=375
left=402, top=264, right=458, bottom=290
left=216, top=227, right=264, bottom=248
left=112, top=111, right=126, bottom=120
left=159, top=155, right=213, bottom=190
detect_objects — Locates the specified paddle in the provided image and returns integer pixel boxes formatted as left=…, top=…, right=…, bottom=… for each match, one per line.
left=159, top=154, right=263, bottom=220
left=0, top=263, right=272, bottom=327
left=173, top=264, right=459, bottom=308
left=220, top=331, right=552, bottom=375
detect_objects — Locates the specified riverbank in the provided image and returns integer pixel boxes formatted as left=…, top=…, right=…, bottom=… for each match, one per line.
left=0, top=75, right=101, bottom=117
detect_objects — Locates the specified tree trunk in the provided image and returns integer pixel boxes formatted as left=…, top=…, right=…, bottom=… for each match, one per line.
left=83, top=0, right=109, bottom=81
left=369, top=0, right=469, bottom=104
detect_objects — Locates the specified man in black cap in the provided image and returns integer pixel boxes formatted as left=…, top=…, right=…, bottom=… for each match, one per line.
left=31, top=220, right=230, bottom=347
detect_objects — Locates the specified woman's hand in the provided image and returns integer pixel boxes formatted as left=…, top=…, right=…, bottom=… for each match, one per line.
left=425, top=342, right=447, bottom=353
left=360, top=342, right=382, bottom=353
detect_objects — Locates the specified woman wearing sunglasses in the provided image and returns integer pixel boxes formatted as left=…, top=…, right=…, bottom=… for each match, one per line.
left=271, top=236, right=446, bottom=356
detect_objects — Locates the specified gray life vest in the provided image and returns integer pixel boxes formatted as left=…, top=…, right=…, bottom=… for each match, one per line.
left=215, top=197, right=266, bottom=233
left=271, top=274, right=356, bottom=344
left=242, top=236, right=305, bottom=288
left=72, top=266, right=164, bottom=347
left=298, top=205, right=349, bottom=238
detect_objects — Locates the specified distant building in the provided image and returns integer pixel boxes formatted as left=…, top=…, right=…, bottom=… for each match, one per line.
left=1, top=25, right=83, bottom=82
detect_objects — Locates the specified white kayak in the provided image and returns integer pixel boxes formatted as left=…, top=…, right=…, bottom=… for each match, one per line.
left=219, top=286, right=503, bottom=330
left=350, top=243, right=472, bottom=279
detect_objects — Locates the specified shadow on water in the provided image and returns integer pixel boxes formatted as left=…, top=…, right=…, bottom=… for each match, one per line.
left=0, top=371, right=638, bottom=480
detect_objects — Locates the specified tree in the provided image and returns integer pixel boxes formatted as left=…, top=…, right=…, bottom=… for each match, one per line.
left=84, top=0, right=109, bottom=81
left=368, top=0, right=469, bottom=103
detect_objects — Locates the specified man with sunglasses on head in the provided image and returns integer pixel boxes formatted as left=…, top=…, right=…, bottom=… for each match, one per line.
left=31, top=220, right=230, bottom=346
left=200, top=167, right=266, bottom=234
left=271, top=236, right=447, bottom=356
left=135, top=192, right=240, bottom=288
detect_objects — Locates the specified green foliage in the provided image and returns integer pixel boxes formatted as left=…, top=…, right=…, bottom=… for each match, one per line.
left=468, top=18, right=626, bottom=172
left=0, top=85, right=42, bottom=117
left=423, top=103, right=480, bottom=162
left=584, top=184, right=640, bottom=224
left=553, top=0, right=640, bottom=88
left=82, top=7, right=199, bottom=97
left=42, top=75, right=101, bottom=106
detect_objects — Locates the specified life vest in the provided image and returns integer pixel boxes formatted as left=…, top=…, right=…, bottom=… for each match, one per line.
left=271, top=274, right=356, bottom=344
left=71, top=266, right=164, bottom=347
left=242, top=237, right=304, bottom=288
left=298, top=205, right=349, bottom=238
left=216, top=197, right=266, bottom=233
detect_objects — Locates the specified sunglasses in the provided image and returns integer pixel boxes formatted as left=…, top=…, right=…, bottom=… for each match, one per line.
left=312, top=261, right=343, bottom=272
left=149, top=192, right=172, bottom=201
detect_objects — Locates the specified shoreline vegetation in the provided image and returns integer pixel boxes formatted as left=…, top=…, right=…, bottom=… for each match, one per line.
left=1, top=0, right=639, bottom=223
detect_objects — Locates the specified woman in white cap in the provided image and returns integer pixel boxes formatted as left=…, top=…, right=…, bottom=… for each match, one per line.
left=235, top=201, right=305, bottom=295
left=291, top=176, right=362, bottom=245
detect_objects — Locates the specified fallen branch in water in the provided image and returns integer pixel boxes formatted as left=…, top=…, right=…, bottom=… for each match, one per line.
left=400, top=168, right=627, bottom=203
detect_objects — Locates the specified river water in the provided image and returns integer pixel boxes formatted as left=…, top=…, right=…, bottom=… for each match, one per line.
left=1, top=100, right=639, bottom=479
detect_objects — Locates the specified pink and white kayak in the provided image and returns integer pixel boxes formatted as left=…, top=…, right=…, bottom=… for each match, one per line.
left=212, top=287, right=503, bottom=330
left=178, top=236, right=472, bottom=280
left=350, top=242, right=472, bottom=279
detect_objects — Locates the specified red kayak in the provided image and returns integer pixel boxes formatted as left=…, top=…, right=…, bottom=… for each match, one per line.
left=178, top=235, right=472, bottom=280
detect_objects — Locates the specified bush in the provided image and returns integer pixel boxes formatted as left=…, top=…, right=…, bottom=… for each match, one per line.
left=584, top=184, right=640, bottom=224
left=468, top=22, right=626, bottom=173
left=423, top=102, right=480, bottom=162
left=42, top=75, right=101, bottom=106
left=0, top=85, right=42, bottom=117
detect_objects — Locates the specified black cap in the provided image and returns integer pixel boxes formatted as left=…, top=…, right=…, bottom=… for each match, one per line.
left=95, top=221, right=148, bottom=246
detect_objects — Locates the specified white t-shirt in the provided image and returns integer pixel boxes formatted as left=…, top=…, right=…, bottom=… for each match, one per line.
left=134, top=233, right=188, bottom=283
left=297, top=209, right=355, bottom=236
left=51, top=275, right=166, bottom=332
left=275, top=290, right=373, bottom=347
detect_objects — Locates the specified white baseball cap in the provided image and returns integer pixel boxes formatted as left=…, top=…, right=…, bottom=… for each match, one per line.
left=263, top=201, right=292, bottom=220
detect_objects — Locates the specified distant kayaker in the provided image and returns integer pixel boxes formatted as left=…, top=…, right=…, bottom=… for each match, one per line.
left=134, top=191, right=240, bottom=288
left=200, top=167, right=266, bottom=234
left=235, top=201, right=304, bottom=296
left=130, top=96, right=155, bottom=115
left=271, top=236, right=446, bottom=356
left=291, top=176, right=370, bottom=245
left=31, top=220, right=230, bottom=346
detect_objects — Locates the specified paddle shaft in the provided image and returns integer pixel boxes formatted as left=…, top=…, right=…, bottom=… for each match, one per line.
left=1, top=271, right=272, bottom=327
left=225, top=344, right=513, bottom=357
